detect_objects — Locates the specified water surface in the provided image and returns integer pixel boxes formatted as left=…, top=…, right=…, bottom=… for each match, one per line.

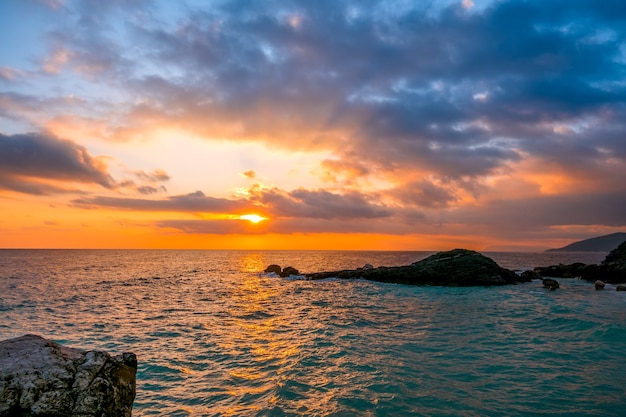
left=1, top=250, right=624, bottom=416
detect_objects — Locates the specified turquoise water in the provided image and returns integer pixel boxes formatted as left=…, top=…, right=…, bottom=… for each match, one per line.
left=1, top=250, right=624, bottom=416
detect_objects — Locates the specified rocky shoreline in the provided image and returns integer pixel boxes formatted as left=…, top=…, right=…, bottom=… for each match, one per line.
left=533, top=241, right=626, bottom=284
left=265, top=242, right=626, bottom=289
left=267, top=248, right=526, bottom=286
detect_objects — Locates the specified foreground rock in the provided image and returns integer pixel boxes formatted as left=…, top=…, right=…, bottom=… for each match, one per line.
left=303, top=249, right=526, bottom=286
left=0, top=334, right=136, bottom=417
left=534, top=241, right=626, bottom=284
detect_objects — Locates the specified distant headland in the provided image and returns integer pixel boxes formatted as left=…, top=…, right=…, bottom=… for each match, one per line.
left=546, top=232, right=626, bottom=252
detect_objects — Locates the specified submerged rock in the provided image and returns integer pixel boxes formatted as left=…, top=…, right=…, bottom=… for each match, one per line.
left=542, top=278, right=560, bottom=290
left=304, top=249, right=525, bottom=286
left=594, top=280, right=606, bottom=290
left=616, top=285, right=626, bottom=292
left=533, top=262, right=590, bottom=278
left=521, top=270, right=542, bottom=280
left=0, top=334, right=136, bottom=417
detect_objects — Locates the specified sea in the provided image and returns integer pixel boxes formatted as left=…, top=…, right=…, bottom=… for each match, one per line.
left=1, top=249, right=625, bottom=416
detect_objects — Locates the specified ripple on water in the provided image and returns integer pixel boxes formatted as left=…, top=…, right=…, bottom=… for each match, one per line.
left=1, top=250, right=625, bottom=416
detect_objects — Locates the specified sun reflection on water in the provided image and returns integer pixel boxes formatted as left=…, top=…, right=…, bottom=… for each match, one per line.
left=238, top=252, right=265, bottom=273
left=207, top=269, right=305, bottom=415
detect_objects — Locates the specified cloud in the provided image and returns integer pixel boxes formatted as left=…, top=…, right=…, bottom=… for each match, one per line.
left=71, top=190, right=248, bottom=212
left=3, top=0, right=626, bottom=243
left=135, top=185, right=167, bottom=195
left=0, top=173, right=85, bottom=196
left=156, top=213, right=424, bottom=235
left=0, top=66, right=25, bottom=81
left=42, top=47, right=72, bottom=74
left=249, top=186, right=391, bottom=220
left=71, top=185, right=393, bottom=221
left=79, top=0, right=621, bottom=190
left=450, top=191, right=626, bottom=233
left=15, top=1, right=626, bottom=176
left=157, top=219, right=268, bottom=235
left=0, top=132, right=116, bottom=194
left=389, top=179, right=457, bottom=209
left=242, top=170, right=256, bottom=179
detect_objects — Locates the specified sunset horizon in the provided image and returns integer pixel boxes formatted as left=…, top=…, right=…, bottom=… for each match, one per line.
left=2, top=0, right=625, bottom=251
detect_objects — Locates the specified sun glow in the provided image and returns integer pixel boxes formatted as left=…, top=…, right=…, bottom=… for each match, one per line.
left=239, top=214, right=268, bottom=223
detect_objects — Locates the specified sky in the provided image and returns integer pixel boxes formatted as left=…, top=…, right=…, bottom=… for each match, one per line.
left=1, top=0, right=625, bottom=250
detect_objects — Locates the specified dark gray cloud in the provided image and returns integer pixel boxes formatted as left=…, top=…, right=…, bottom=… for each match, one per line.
left=157, top=219, right=267, bottom=235
left=71, top=191, right=247, bottom=212
left=250, top=187, right=391, bottom=220
left=0, top=132, right=115, bottom=194
left=133, top=169, right=170, bottom=182
left=4, top=0, right=626, bottom=240
left=72, top=187, right=391, bottom=221
left=91, top=0, right=624, bottom=185
left=449, top=191, right=626, bottom=233
left=152, top=186, right=626, bottom=237
left=157, top=217, right=412, bottom=235
left=0, top=173, right=84, bottom=196
left=135, top=185, right=167, bottom=195
left=390, top=180, right=457, bottom=209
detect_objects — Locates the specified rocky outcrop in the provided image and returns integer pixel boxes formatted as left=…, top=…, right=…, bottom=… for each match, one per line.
left=533, top=262, right=592, bottom=278
left=264, top=265, right=300, bottom=277
left=280, top=266, right=300, bottom=277
left=535, top=241, right=626, bottom=284
left=0, top=334, right=136, bottom=417
left=520, top=270, right=542, bottom=280
left=542, top=278, right=560, bottom=290
left=263, top=264, right=282, bottom=275
left=303, top=249, right=526, bottom=286
left=600, top=241, right=626, bottom=281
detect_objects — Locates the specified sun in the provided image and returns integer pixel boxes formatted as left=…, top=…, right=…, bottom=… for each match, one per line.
left=239, top=214, right=268, bottom=223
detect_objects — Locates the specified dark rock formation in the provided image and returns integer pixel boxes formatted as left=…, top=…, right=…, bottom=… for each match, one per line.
left=263, top=265, right=300, bottom=277
left=264, top=264, right=282, bottom=275
left=616, top=285, right=626, bottom=292
left=535, top=241, right=626, bottom=284
left=280, top=266, right=300, bottom=277
left=0, top=334, right=136, bottom=417
left=533, top=262, right=591, bottom=278
left=594, top=280, right=605, bottom=290
left=600, top=241, right=626, bottom=281
left=304, top=249, right=526, bottom=286
left=542, top=278, right=560, bottom=290
left=520, top=270, right=542, bottom=280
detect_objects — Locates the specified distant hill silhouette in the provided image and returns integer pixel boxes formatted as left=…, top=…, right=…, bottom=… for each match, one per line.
left=546, top=232, right=626, bottom=252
